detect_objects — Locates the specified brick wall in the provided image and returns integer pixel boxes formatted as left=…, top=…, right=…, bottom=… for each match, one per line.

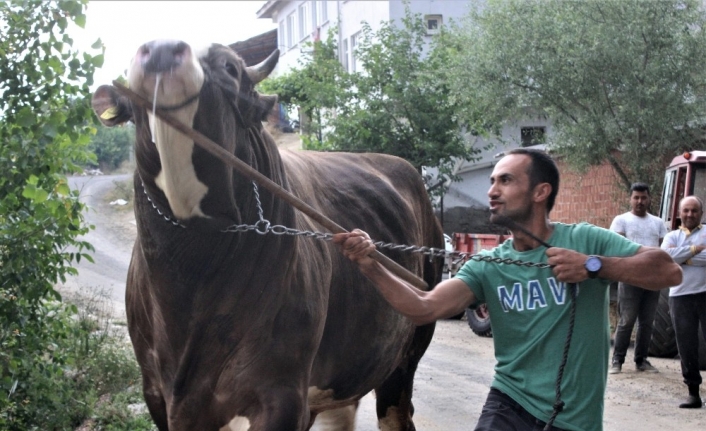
left=552, top=161, right=627, bottom=229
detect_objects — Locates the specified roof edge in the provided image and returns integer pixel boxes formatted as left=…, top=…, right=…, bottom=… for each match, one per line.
left=256, top=0, right=280, bottom=19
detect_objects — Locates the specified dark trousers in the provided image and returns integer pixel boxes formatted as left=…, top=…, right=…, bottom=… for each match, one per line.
left=612, top=283, right=660, bottom=364
left=670, top=292, right=706, bottom=387
left=474, top=388, right=567, bottom=431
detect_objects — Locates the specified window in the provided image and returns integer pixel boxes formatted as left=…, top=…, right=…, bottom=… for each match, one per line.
left=425, top=14, right=443, bottom=35
left=660, top=168, right=676, bottom=226
left=286, top=12, right=296, bottom=49
left=350, top=32, right=360, bottom=73
left=298, top=2, right=310, bottom=42
left=342, top=39, right=349, bottom=72
left=311, top=1, right=325, bottom=41
left=318, top=1, right=328, bottom=24
left=279, top=20, right=286, bottom=50
left=311, top=1, right=318, bottom=29
left=520, top=127, right=546, bottom=147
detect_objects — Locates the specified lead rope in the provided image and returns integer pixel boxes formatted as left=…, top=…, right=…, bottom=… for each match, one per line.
left=490, top=216, right=577, bottom=430
left=544, top=282, right=577, bottom=430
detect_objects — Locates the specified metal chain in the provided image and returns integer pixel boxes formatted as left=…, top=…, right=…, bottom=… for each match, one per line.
left=141, top=180, right=186, bottom=228
left=219, top=182, right=552, bottom=270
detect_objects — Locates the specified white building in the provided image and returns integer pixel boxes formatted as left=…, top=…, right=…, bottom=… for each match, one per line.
left=256, top=0, right=470, bottom=75
left=255, top=1, right=551, bottom=232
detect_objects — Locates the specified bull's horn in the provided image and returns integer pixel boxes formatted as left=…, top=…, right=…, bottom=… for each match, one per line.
left=246, top=49, right=280, bottom=85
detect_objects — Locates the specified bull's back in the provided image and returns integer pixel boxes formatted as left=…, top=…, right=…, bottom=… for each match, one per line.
left=281, top=150, right=441, bottom=401
left=281, top=150, right=428, bottom=241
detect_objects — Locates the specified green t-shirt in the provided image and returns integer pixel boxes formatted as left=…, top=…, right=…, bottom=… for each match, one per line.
left=455, top=223, right=640, bottom=431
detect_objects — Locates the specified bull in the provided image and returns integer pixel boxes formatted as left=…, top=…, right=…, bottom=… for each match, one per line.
left=91, top=39, right=443, bottom=431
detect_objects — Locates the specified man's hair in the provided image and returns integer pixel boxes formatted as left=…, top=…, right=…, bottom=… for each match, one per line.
left=681, top=195, right=704, bottom=212
left=506, top=148, right=560, bottom=212
left=630, top=182, right=650, bottom=195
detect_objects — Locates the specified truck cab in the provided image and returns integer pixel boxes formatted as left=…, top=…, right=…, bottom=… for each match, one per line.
left=660, top=151, right=706, bottom=229
left=652, top=151, right=706, bottom=367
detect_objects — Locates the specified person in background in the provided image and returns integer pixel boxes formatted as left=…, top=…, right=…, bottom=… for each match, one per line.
left=333, top=149, right=681, bottom=431
left=660, top=195, right=706, bottom=409
left=609, top=182, right=668, bottom=374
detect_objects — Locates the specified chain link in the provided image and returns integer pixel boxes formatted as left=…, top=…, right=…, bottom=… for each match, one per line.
left=217, top=182, right=552, bottom=270
left=141, top=180, right=186, bottom=228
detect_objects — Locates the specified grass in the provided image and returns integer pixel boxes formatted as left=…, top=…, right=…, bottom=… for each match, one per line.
left=61, top=286, right=156, bottom=431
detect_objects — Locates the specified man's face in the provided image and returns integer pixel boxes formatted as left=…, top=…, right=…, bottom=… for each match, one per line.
left=679, top=198, right=703, bottom=231
left=488, top=154, right=534, bottom=224
left=630, top=190, right=651, bottom=217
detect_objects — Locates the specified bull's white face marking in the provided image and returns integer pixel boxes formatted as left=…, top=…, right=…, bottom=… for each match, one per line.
left=218, top=416, right=250, bottom=431
left=378, top=406, right=403, bottom=431
left=128, top=40, right=210, bottom=220
left=314, top=405, right=357, bottom=431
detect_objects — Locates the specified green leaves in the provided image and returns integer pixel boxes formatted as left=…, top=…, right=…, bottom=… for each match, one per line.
left=0, top=0, right=108, bottom=428
left=87, top=123, right=134, bottom=170
left=261, top=8, right=480, bottom=199
left=444, top=0, right=706, bottom=195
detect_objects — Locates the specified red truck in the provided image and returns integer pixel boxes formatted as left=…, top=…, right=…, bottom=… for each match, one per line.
left=447, top=233, right=510, bottom=337
left=652, top=151, right=706, bottom=367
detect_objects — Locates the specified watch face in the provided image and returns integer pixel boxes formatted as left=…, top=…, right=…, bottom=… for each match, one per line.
left=586, top=256, right=601, bottom=272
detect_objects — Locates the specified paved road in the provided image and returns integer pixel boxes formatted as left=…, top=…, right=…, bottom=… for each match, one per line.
left=65, top=174, right=133, bottom=313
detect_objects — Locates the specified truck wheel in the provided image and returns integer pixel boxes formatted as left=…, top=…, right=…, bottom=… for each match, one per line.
left=466, top=304, right=492, bottom=337
left=648, top=289, right=677, bottom=358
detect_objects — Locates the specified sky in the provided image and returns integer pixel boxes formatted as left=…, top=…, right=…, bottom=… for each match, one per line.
left=74, top=1, right=277, bottom=88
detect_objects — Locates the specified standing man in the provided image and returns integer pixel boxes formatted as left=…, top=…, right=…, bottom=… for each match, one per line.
left=333, top=149, right=681, bottom=431
left=661, top=196, right=706, bottom=409
left=609, top=182, right=668, bottom=374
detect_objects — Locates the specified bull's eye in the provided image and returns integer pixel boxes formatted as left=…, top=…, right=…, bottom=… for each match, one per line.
left=225, top=62, right=239, bottom=78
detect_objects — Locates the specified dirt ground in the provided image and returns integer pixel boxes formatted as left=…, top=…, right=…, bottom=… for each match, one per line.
left=63, top=165, right=706, bottom=430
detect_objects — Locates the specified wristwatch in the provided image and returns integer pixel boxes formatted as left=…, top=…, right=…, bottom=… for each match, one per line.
left=584, top=255, right=602, bottom=279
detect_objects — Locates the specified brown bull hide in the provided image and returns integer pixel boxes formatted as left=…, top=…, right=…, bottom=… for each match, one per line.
left=92, top=40, right=443, bottom=431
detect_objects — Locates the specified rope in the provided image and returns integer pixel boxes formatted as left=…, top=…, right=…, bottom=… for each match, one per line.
left=544, top=282, right=578, bottom=430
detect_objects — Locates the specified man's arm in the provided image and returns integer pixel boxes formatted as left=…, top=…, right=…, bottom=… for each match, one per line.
left=661, top=232, right=706, bottom=266
left=690, top=249, right=706, bottom=266
left=545, top=246, right=682, bottom=290
left=332, top=230, right=476, bottom=325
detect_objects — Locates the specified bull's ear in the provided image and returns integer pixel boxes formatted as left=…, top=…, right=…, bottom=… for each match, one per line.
left=258, top=94, right=278, bottom=122
left=246, top=49, right=279, bottom=85
left=91, top=85, right=133, bottom=127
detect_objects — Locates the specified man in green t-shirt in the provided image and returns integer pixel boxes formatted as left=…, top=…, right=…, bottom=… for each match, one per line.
left=333, top=148, right=682, bottom=431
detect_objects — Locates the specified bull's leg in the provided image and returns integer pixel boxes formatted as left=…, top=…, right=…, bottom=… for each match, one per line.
left=141, top=376, right=169, bottom=431
left=374, top=323, right=435, bottom=431
left=309, top=403, right=358, bottom=431
left=237, top=387, right=311, bottom=431
left=374, top=368, right=416, bottom=431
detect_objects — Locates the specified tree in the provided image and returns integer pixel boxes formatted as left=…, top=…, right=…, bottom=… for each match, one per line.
left=444, top=0, right=706, bottom=195
left=260, top=11, right=479, bottom=197
left=87, top=123, right=134, bottom=171
left=259, top=28, right=345, bottom=143
left=0, top=0, right=103, bottom=427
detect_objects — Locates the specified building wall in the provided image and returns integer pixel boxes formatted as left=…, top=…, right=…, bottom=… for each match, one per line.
left=259, top=0, right=470, bottom=76
left=439, top=114, right=554, bottom=210
left=552, top=160, right=626, bottom=229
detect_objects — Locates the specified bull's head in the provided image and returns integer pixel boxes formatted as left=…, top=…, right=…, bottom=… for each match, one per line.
left=91, top=41, right=279, bottom=222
